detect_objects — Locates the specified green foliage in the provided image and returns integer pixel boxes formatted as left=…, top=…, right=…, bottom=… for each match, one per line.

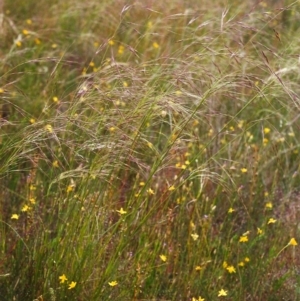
left=1, top=0, right=300, bottom=300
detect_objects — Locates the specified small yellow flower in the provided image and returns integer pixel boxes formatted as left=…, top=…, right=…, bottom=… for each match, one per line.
left=68, top=281, right=76, bottom=289
left=218, top=289, right=228, bottom=297
left=15, top=40, right=22, bottom=47
left=66, top=185, right=74, bottom=193
left=238, top=262, right=245, bottom=267
left=153, top=42, right=159, bottom=49
left=228, top=207, right=235, bottom=213
left=195, top=266, right=202, bottom=271
left=191, top=233, right=199, bottom=241
left=59, top=274, right=68, bottom=283
left=22, top=29, right=29, bottom=35
left=240, top=168, right=247, bottom=173
left=168, top=185, right=175, bottom=191
left=265, top=202, right=273, bottom=209
left=21, top=205, right=30, bottom=212
left=11, top=214, right=19, bottom=220
left=30, top=118, right=36, bottom=124
left=108, top=39, right=114, bottom=46
left=26, top=19, right=32, bottom=25
left=190, top=221, right=196, bottom=230
left=147, top=188, right=154, bottom=195
left=139, top=181, right=145, bottom=186
left=257, top=227, right=263, bottom=235
left=239, top=235, right=248, bottom=243
left=108, top=280, right=118, bottom=286
left=267, top=218, right=277, bottom=224
left=35, top=38, right=41, bottom=45
left=30, top=185, right=36, bottom=191
left=289, top=238, right=298, bottom=246
left=118, top=45, right=125, bottom=55
left=52, top=160, right=59, bottom=168
left=0, top=88, right=4, bottom=93
left=45, top=124, right=53, bottom=133
left=244, top=257, right=250, bottom=262
left=51, top=43, right=58, bottom=49
left=116, top=207, right=127, bottom=215
left=264, top=127, right=271, bottom=134
left=192, top=297, right=205, bottom=301
left=52, top=96, right=59, bottom=103
left=222, top=261, right=228, bottom=268
left=226, top=265, right=236, bottom=273
left=159, top=254, right=167, bottom=262
left=29, top=198, right=36, bottom=204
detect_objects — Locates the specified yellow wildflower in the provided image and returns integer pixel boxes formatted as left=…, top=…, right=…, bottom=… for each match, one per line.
left=191, top=233, right=199, bottom=241
left=29, top=198, right=36, bottom=204
left=68, top=281, right=76, bottom=289
left=59, top=274, right=68, bottom=283
left=21, top=205, right=29, bottom=212
left=153, top=42, right=159, bottom=49
left=240, top=168, right=247, bottom=173
left=239, top=235, right=248, bottom=243
left=228, top=207, right=235, bottom=213
left=289, top=238, right=298, bottom=246
left=52, top=160, right=59, bottom=168
left=226, top=265, right=236, bottom=273
left=11, top=214, right=19, bottom=220
left=66, top=185, right=74, bottom=193
left=116, top=208, right=127, bottom=215
left=159, top=254, right=167, bottom=262
left=265, top=202, right=273, bottom=209
left=108, top=280, right=118, bottom=286
left=147, top=188, right=154, bottom=195
left=218, top=289, right=228, bottom=297
left=45, top=124, right=53, bottom=133
left=267, top=218, right=277, bottom=224
left=52, top=96, right=59, bottom=103
left=192, top=297, right=205, bottom=301
left=168, top=185, right=175, bottom=191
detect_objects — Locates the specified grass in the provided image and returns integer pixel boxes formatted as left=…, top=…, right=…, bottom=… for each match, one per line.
left=1, top=0, right=300, bottom=300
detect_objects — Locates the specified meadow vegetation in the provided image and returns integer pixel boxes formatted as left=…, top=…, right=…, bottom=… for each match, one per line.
left=1, top=0, right=300, bottom=300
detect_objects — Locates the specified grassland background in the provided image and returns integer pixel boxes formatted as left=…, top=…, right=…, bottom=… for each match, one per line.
left=1, top=0, right=300, bottom=300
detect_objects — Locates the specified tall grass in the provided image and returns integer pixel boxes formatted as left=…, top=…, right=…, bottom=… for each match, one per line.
left=1, top=0, right=300, bottom=300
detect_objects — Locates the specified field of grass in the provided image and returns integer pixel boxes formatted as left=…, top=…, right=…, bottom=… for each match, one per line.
left=1, top=0, right=300, bottom=300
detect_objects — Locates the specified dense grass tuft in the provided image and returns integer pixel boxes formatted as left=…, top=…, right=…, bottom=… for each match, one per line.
left=1, top=0, right=300, bottom=300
